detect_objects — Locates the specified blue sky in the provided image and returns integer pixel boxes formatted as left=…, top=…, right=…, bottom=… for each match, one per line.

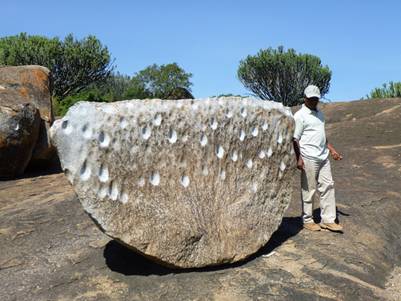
left=2, top=0, right=401, bottom=101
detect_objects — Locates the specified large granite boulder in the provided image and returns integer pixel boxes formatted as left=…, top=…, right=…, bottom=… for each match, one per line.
left=0, top=103, right=40, bottom=179
left=0, top=65, right=55, bottom=165
left=50, top=97, right=295, bottom=268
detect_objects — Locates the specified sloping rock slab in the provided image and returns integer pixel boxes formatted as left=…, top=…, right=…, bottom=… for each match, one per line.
left=50, top=97, right=295, bottom=268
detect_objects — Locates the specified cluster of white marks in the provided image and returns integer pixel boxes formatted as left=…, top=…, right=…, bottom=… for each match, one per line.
left=200, top=134, right=208, bottom=146
left=231, top=150, right=238, bottom=162
left=239, top=129, right=246, bottom=141
left=220, top=170, right=226, bottom=180
left=149, top=171, right=160, bottom=186
left=142, top=126, right=152, bottom=140
left=258, top=150, right=266, bottom=159
left=267, top=147, right=273, bottom=158
left=262, top=122, right=269, bottom=131
left=277, top=132, right=283, bottom=144
left=168, top=129, right=178, bottom=144
left=280, top=161, right=287, bottom=172
left=80, top=160, right=91, bottom=181
left=240, top=107, right=247, bottom=118
left=120, top=192, right=129, bottom=204
left=98, top=164, right=109, bottom=182
left=120, top=117, right=128, bottom=129
left=252, top=183, right=258, bottom=193
left=216, top=145, right=225, bottom=159
left=210, top=117, right=218, bottom=130
left=61, top=120, right=73, bottom=135
left=137, top=177, right=145, bottom=187
left=180, top=175, right=190, bottom=188
left=251, top=126, right=259, bottom=137
left=109, top=181, right=119, bottom=201
left=246, top=159, right=253, bottom=169
left=202, top=166, right=209, bottom=176
left=153, top=114, right=162, bottom=126
left=98, top=131, right=110, bottom=148
left=82, top=124, right=92, bottom=139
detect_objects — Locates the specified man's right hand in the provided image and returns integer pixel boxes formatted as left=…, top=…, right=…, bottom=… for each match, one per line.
left=297, top=157, right=304, bottom=170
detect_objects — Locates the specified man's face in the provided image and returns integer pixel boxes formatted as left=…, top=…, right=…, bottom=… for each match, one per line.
left=304, top=97, right=319, bottom=110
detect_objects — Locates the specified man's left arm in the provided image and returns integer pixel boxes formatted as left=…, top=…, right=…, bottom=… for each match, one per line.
left=326, top=140, right=343, bottom=160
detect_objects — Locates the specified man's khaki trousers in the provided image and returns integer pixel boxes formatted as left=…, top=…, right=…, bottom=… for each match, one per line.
left=301, top=158, right=336, bottom=224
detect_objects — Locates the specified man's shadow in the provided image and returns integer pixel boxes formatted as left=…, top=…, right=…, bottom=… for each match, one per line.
left=103, top=216, right=303, bottom=276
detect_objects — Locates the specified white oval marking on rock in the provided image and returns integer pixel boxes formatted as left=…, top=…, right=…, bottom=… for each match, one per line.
left=120, top=192, right=129, bottom=204
left=252, top=183, right=258, bottom=193
left=82, top=124, right=92, bottom=139
left=137, top=177, right=145, bottom=187
left=240, top=107, right=247, bottom=118
left=231, top=150, right=238, bottom=162
left=15, top=123, right=20, bottom=131
left=180, top=175, right=190, bottom=188
left=262, top=122, right=269, bottom=131
left=149, top=171, right=160, bottom=186
left=98, top=131, right=110, bottom=148
left=280, top=161, right=286, bottom=172
left=258, top=150, right=266, bottom=159
left=267, top=147, right=273, bottom=158
left=210, top=117, right=218, bottom=130
left=200, top=134, right=208, bottom=147
left=202, top=166, right=209, bottom=176
left=142, top=126, right=151, bottom=140
left=61, top=120, right=73, bottom=134
left=109, top=181, right=119, bottom=201
left=277, top=133, right=283, bottom=144
left=153, top=114, right=162, bottom=126
left=98, top=185, right=108, bottom=199
left=251, top=127, right=259, bottom=137
left=220, top=170, right=226, bottom=180
left=120, top=117, right=128, bottom=129
left=98, top=164, right=109, bottom=182
left=216, top=145, right=225, bottom=159
left=168, top=129, right=178, bottom=144
left=246, top=159, right=253, bottom=169
left=226, top=109, right=233, bottom=118
left=239, top=129, right=246, bottom=141
left=80, top=160, right=91, bottom=181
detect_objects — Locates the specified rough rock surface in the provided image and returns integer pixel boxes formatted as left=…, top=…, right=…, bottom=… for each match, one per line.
left=50, top=97, right=295, bottom=268
left=0, top=103, right=40, bottom=179
left=1, top=98, right=401, bottom=300
left=0, top=65, right=55, bottom=164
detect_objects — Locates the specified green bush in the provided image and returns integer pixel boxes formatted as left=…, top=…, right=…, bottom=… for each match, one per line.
left=238, top=46, right=332, bottom=106
left=367, top=81, right=401, bottom=99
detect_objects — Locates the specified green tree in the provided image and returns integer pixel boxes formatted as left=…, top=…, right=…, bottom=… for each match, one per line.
left=367, top=81, right=401, bottom=99
left=124, top=63, right=192, bottom=99
left=238, top=46, right=332, bottom=106
left=0, top=33, right=114, bottom=99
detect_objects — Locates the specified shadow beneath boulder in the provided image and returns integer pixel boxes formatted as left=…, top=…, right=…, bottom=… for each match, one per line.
left=104, top=216, right=303, bottom=276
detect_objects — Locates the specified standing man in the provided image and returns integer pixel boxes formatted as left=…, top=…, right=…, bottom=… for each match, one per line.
left=293, top=85, right=343, bottom=232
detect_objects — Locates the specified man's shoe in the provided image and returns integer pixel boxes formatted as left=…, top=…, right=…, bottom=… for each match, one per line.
left=320, top=223, right=343, bottom=233
left=303, top=222, right=321, bottom=231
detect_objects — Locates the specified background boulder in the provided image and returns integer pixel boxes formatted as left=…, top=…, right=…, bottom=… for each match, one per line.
left=0, top=65, right=55, bottom=176
left=0, top=103, right=40, bottom=179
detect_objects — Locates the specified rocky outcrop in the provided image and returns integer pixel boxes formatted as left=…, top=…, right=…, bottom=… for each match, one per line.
left=0, top=103, right=40, bottom=178
left=50, top=97, right=295, bottom=268
left=0, top=65, right=55, bottom=177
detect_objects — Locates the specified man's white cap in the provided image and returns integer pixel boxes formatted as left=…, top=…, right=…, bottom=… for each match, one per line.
left=304, top=85, right=321, bottom=99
